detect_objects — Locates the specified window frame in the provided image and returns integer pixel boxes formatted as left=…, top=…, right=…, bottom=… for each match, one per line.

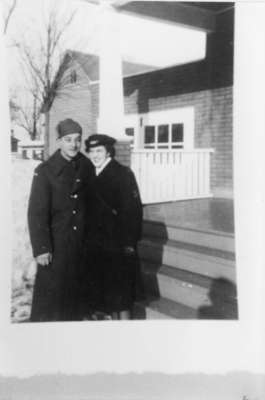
left=124, top=107, right=194, bottom=150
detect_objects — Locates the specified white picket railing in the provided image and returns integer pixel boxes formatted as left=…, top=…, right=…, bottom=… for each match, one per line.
left=131, top=149, right=214, bottom=204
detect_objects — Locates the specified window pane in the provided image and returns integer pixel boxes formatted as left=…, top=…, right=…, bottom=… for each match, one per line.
left=158, top=125, right=169, bottom=143
left=125, top=128, right=134, bottom=137
left=172, top=123, right=184, bottom=142
left=172, top=145, right=184, bottom=149
left=144, top=126, right=155, bottom=144
left=70, top=70, right=77, bottom=83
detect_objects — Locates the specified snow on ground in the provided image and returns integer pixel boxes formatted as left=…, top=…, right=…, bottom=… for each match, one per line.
left=11, top=157, right=41, bottom=323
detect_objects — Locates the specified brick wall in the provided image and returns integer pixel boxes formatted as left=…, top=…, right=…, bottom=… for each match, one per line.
left=114, top=141, right=131, bottom=167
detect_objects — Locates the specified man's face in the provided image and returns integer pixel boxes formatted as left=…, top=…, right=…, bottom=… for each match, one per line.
left=59, top=133, right=82, bottom=160
left=89, top=145, right=110, bottom=168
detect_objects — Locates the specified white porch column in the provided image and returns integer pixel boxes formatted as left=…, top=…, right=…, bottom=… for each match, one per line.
left=97, top=1, right=128, bottom=141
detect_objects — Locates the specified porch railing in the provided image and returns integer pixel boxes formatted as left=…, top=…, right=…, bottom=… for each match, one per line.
left=131, top=149, right=214, bottom=204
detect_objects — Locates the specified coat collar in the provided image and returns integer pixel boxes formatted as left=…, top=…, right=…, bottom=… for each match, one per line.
left=48, top=149, right=84, bottom=176
left=95, top=157, right=112, bottom=176
left=94, top=158, right=119, bottom=178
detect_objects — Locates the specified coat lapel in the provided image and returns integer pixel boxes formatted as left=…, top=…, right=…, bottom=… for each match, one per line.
left=47, top=150, right=92, bottom=193
left=70, top=154, right=93, bottom=194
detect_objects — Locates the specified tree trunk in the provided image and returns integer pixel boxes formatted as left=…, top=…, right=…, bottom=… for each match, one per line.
left=44, top=112, right=50, bottom=160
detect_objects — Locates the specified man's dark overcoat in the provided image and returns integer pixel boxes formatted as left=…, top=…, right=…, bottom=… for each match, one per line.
left=28, top=150, right=93, bottom=322
left=80, top=158, right=144, bottom=315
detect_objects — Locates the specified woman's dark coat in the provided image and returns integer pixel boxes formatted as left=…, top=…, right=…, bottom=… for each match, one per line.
left=28, top=150, right=93, bottom=322
left=81, top=158, right=144, bottom=314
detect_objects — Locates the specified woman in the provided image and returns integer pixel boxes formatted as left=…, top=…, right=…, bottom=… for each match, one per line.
left=80, top=134, right=144, bottom=320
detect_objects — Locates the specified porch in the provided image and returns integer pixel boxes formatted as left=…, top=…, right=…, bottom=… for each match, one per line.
left=143, top=198, right=234, bottom=235
left=135, top=198, right=237, bottom=319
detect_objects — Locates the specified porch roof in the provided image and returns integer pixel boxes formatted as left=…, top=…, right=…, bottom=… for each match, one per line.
left=114, top=1, right=234, bottom=32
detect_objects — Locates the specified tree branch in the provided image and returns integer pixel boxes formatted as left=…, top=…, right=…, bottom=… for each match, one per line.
left=3, top=0, right=17, bottom=34
left=14, top=5, right=77, bottom=136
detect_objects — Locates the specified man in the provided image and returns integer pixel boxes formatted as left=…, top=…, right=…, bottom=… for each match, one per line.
left=28, top=118, right=93, bottom=322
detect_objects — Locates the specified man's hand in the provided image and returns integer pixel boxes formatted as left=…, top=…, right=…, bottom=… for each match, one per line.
left=36, top=252, right=52, bottom=266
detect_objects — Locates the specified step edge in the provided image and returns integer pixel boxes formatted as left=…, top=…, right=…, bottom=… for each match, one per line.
left=142, top=262, right=238, bottom=303
left=136, top=297, right=198, bottom=319
left=139, top=238, right=236, bottom=265
left=143, top=219, right=235, bottom=239
left=140, top=257, right=237, bottom=286
left=141, top=232, right=235, bottom=258
left=142, top=261, right=224, bottom=289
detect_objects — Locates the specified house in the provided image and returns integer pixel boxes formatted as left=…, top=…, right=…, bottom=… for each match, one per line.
left=42, top=1, right=237, bottom=319
left=43, top=3, right=233, bottom=201
left=17, top=140, right=44, bottom=160
left=11, top=133, right=19, bottom=153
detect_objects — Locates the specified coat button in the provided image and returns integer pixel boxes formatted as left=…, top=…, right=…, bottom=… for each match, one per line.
left=73, top=210, right=76, bottom=214
left=73, top=226, right=77, bottom=230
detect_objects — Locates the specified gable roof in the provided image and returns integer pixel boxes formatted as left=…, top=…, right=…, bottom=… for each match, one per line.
left=41, top=50, right=157, bottom=112
left=65, top=50, right=157, bottom=81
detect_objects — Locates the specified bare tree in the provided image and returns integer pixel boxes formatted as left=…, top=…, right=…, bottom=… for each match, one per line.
left=16, top=6, right=76, bottom=140
left=15, top=97, right=41, bottom=141
left=2, top=0, right=17, bottom=34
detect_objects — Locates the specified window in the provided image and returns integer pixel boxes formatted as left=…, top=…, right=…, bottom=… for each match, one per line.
left=125, top=127, right=135, bottom=148
left=144, top=126, right=155, bottom=148
left=158, top=125, right=169, bottom=149
left=172, top=123, right=183, bottom=142
left=70, top=70, right=77, bottom=84
left=125, top=128, right=134, bottom=137
left=172, top=123, right=184, bottom=148
left=124, top=107, right=193, bottom=150
left=143, top=123, right=184, bottom=149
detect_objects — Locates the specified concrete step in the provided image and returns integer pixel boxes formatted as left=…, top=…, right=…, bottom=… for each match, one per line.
left=141, top=261, right=238, bottom=317
left=143, top=220, right=235, bottom=253
left=134, top=297, right=197, bottom=320
left=138, top=237, right=236, bottom=283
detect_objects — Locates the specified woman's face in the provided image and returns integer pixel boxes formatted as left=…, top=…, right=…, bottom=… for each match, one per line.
left=89, top=145, right=110, bottom=168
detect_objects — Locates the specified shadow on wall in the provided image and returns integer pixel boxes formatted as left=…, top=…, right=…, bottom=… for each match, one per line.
left=198, top=277, right=238, bottom=319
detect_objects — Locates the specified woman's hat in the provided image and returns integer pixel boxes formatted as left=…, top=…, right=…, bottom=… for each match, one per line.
left=56, top=119, right=82, bottom=138
left=85, top=134, right=116, bottom=151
